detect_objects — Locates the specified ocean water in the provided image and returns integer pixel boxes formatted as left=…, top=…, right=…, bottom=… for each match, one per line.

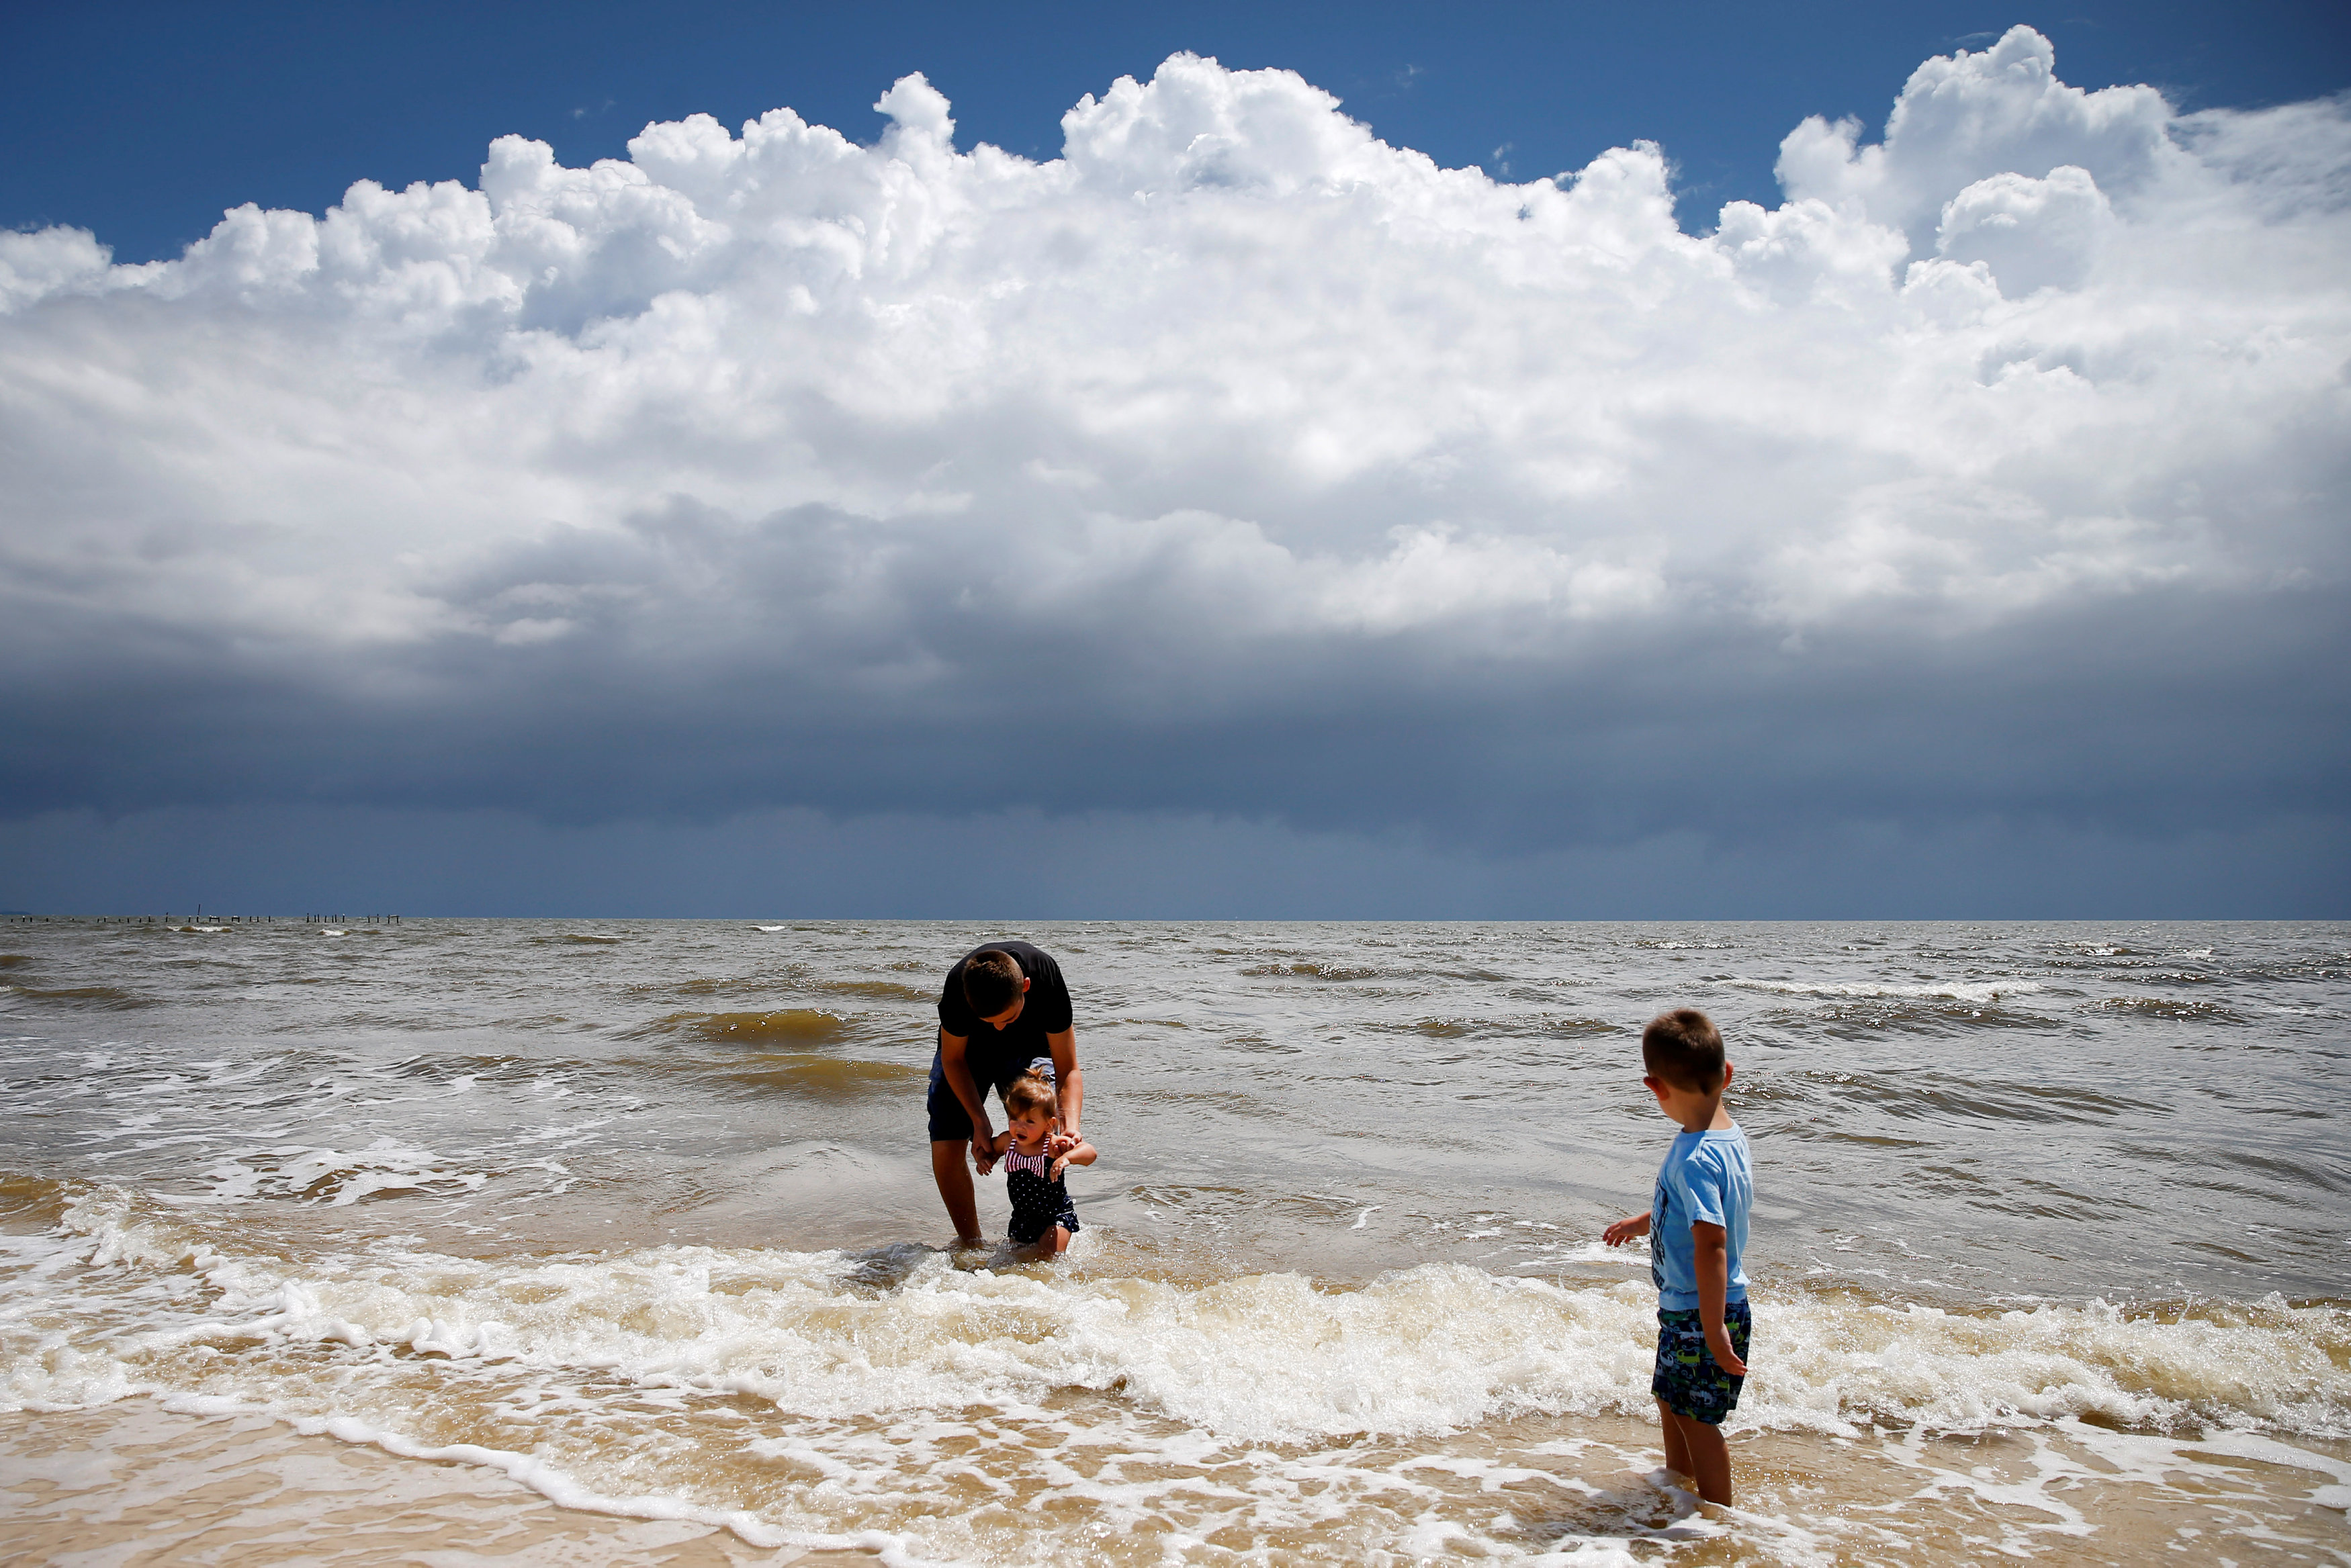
left=1, top=918, right=2346, bottom=1565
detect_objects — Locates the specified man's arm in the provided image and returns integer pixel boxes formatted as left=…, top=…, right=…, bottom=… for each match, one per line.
left=1045, top=1027, right=1081, bottom=1144
left=1691, top=1219, right=1748, bottom=1376
left=939, top=1029, right=998, bottom=1171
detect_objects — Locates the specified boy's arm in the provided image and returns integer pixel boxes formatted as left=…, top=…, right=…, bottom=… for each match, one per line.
left=1691, top=1219, right=1748, bottom=1376
left=1049, top=1138, right=1096, bottom=1180
left=1602, top=1210, right=1650, bottom=1246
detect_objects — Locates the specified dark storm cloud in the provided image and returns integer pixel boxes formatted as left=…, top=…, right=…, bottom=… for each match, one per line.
left=7, top=503, right=2344, bottom=850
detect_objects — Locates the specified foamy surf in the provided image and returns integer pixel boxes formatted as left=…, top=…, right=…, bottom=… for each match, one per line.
left=167, top=1143, right=494, bottom=1207
left=1724, top=978, right=2047, bottom=1005
left=5, top=1185, right=2347, bottom=1563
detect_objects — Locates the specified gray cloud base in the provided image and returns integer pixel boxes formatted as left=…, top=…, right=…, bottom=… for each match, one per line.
left=4, top=802, right=2340, bottom=920
left=2, top=30, right=2345, bottom=913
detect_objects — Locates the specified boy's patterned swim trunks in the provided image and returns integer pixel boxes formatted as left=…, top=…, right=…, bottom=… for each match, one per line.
left=1652, top=1301, right=1751, bottom=1425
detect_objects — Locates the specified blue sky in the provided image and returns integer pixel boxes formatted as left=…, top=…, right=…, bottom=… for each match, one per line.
left=9, top=1, right=2342, bottom=261
left=1, top=3, right=2346, bottom=917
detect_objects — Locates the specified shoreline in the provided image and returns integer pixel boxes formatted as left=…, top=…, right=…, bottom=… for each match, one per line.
left=11, top=1393, right=2348, bottom=1567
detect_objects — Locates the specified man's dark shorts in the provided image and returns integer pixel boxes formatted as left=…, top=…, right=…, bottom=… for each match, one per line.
left=926, top=1048, right=1028, bottom=1142
left=1652, top=1301, right=1751, bottom=1425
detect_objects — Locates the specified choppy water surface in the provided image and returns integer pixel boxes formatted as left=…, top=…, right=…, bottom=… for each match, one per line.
left=2, top=919, right=2346, bottom=1563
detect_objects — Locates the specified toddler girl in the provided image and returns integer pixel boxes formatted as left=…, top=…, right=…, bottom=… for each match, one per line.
left=991, top=1070, right=1095, bottom=1254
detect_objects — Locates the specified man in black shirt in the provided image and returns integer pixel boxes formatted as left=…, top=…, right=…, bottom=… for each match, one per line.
left=930, top=939, right=1084, bottom=1245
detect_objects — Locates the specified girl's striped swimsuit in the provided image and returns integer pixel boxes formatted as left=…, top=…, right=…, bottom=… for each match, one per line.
left=1002, top=1144, right=1081, bottom=1244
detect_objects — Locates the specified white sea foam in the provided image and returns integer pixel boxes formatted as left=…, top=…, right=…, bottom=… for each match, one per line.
left=162, top=1143, right=491, bottom=1207
left=1554, top=1241, right=1652, bottom=1268
left=1722, top=977, right=2046, bottom=1005
left=19, top=1189, right=2348, bottom=1442
left=8, top=1189, right=2348, bottom=1563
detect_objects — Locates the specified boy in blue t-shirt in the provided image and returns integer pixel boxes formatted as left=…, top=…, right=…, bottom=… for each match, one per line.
left=1604, top=1007, right=1755, bottom=1506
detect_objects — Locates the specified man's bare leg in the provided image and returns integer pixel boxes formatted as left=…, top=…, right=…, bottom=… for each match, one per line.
left=932, top=1140, right=983, bottom=1244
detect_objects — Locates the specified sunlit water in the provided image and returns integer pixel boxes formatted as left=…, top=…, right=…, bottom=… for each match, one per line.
left=2, top=919, right=2346, bottom=1564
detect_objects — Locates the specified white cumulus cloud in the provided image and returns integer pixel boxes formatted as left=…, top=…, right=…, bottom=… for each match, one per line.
left=0, top=28, right=2344, bottom=878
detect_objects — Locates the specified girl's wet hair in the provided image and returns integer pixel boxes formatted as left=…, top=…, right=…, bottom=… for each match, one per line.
left=1002, top=1070, right=1059, bottom=1119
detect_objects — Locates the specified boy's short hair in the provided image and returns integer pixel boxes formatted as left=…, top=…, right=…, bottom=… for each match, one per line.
left=1002, top=1070, right=1059, bottom=1119
left=962, top=950, right=1024, bottom=1017
left=1642, top=1008, right=1726, bottom=1093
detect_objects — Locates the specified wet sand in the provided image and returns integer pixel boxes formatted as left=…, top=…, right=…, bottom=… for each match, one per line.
left=0, top=1402, right=884, bottom=1567
left=9, top=1397, right=2346, bottom=1566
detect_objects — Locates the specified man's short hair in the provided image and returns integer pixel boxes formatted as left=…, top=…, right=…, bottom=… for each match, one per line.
left=1002, top=1070, right=1059, bottom=1119
left=962, top=949, right=1024, bottom=1017
left=1642, top=1008, right=1726, bottom=1093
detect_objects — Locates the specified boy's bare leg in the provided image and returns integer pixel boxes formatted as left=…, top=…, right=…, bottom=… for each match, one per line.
left=931, top=1140, right=982, bottom=1244
left=1661, top=1403, right=1734, bottom=1506
left=1654, top=1397, right=1693, bottom=1481
left=1051, top=1226, right=1071, bottom=1255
